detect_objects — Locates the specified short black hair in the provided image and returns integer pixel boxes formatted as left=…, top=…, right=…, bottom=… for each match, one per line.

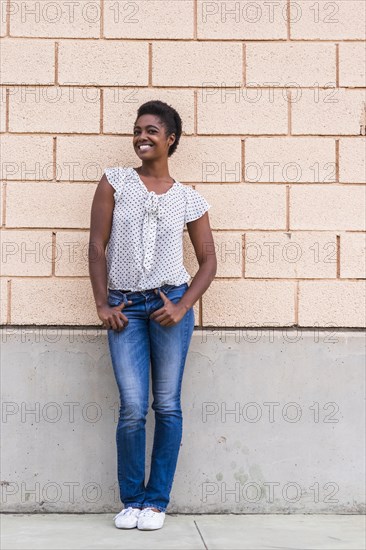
left=135, top=100, right=182, bottom=157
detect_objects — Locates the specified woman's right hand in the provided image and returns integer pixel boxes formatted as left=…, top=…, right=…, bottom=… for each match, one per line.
left=97, top=301, right=133, bottom=331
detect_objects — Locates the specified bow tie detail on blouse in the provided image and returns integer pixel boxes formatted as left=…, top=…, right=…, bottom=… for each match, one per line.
left=141, top=193, right=165, bottom=272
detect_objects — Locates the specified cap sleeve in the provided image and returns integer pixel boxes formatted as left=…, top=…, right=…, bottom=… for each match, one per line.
left=104, top=167, right=125, bottom=202
left=185, top=185, right=212, bottom=223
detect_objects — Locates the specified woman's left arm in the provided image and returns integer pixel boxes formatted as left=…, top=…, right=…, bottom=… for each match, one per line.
left=178, top=211, right=217, bottom=312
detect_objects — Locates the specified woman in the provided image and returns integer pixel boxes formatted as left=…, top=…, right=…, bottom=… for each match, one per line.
left=88, top=100, right=217, bottom=531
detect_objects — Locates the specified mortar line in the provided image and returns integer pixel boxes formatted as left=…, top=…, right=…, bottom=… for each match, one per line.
left=100, top=0, right=104, bottom=39
left=336, top=234, right=341, bottom=278
left=193, top=0, right=197, bottom=40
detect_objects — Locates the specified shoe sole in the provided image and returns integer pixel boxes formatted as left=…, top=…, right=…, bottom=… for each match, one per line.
left=137, top=526, right=163, bottom=530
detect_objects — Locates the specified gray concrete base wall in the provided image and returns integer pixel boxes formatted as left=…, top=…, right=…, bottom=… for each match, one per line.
left=1, top=328, right=365, bottom=514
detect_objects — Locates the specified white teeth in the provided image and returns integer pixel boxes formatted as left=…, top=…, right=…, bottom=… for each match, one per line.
left=139, top=144, right=153, bottom=150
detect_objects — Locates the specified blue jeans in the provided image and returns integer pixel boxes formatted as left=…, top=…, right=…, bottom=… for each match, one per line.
left=107, top=282, right=195, bottom=513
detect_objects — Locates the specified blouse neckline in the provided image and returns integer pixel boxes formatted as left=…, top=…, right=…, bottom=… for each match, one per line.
left=130, top=167, right=178, bottom=197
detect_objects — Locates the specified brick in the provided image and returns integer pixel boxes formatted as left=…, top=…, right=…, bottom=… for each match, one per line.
left=339, top=43, right=366, bottom=87
left=202, top=279, right=295, bottom=326
left=6, top=182, right=95, bottom=228
left=197, top=0, right=287, bottom=39
left=55, top=231, right=89, bottom=276
left=196, top=184, right=286, bottom=230
left=1, top=230, right=53, bottom=276
left=169, top=138, right=242, bottom=182
left=57, top=136, right=136, bottom=181
left=0, top=278, right=8, bottom=324
left=298, top=281, right=366, bottom=327
left=290, top=0, right=366, bottom=40
left=245, top=231, right=337, bottom=278
left=10, top=87, right=100, bottom=133
left=197, top=88, right=288, bottom=135
left=11, top=278, right=100, bottom=324
left=184, top=231, right=243, bottom=278
left=58, top=40, right=148, bottom=86
left=0, top=181, right=4, bottom=225
left=339, top=139, right=366, bottom=183
left=340, top=233, right=366, bottom=278
left=103, top=88, right=195, bottom=134
left=292, top=89, right=366, bottom=136
left=0, top=135, right=53, bottom=180
left=0, top=92, right=6, bottom=132
left=245, top=137, right=336, bottom=183
left=57, top=135, right=242, bottom=183
left=290, top=185, right=366, bottom=230
left=9, top=0, right=100, bottom=38
left=104, top=0, right=194, bottom=38
left=0, top=3, right=6, bottom=38
left=153, top=42, right=242, bottom=87
left=247, top=43, right=336, bottom=87
left=0, top=38, right=54, bottom=84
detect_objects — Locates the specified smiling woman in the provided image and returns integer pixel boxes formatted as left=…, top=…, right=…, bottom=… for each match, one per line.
left=88, top=99, right=216, bottom=531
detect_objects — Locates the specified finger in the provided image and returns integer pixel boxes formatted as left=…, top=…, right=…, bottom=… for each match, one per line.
left=118, top=312, right=129, bottom=326
left=116, top=300, right=133, bottom=309
left=109, top=311, right=126, bottom=331
left=151, top=310, right=170, bottom=324
left=150, top=306, right=165, bottom=320
left=154, top=288, right=169, bottom=303
left=109, top=315, right=122, bottom=331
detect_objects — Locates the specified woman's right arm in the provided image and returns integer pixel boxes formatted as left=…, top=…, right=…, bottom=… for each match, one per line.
left=88, top=174, right=131, bottom=331
left=88, top=173, right=114, bottom=309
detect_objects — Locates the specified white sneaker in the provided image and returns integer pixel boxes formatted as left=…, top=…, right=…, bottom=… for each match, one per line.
left=113, top=506, right=141, bottom=529
left=137, top=507, right=166, bottom=530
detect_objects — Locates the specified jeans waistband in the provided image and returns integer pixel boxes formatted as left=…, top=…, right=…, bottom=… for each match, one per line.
left=111, top=282, right=188, bottom=295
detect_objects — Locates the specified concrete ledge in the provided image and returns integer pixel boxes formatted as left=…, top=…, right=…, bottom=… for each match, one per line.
left=1, top=328, right=365, bottom=513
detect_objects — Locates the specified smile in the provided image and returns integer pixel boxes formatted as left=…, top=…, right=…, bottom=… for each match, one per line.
left=138, top=144, right=154, bottom=151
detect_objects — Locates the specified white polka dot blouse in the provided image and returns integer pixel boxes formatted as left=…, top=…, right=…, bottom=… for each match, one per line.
left=104, top=166, right=212, bottom=292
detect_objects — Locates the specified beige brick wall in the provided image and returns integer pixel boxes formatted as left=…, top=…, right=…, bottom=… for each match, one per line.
left=0, top=0, right=365, bottom=327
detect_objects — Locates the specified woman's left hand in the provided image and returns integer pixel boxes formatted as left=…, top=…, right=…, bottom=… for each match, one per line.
left=150, top=288, right=188, bottom=327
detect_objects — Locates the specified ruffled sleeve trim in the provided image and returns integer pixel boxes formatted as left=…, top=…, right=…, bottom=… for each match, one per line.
left=104, top=167, right=125, bottom=202
left=185, top=185, right=212, bottom=224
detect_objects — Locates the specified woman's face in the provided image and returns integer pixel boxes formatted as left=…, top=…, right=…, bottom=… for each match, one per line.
left=133, top=114, right=175, bottom=161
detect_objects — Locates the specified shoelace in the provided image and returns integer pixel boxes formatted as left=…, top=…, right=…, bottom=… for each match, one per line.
left=114, top=506, right=139, bottom=520
left=139, top=507, right=159, bottom=517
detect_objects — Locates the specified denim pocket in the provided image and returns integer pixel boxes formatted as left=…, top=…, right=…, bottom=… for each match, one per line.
left=107, top=289, right=126, bottom=307
left=162, top=282, right=188, bottom=302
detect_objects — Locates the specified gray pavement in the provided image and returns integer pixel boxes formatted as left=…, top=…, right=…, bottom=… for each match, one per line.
left=1, top=513, right=365, bottom=549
